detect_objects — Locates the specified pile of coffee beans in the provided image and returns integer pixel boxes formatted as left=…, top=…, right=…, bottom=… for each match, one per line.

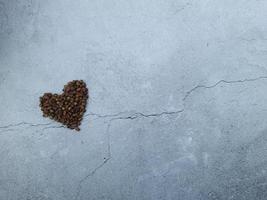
left=40, top=80, right=89, bottom=131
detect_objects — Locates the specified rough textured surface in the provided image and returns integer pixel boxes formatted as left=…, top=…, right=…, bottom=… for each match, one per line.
left=1, top=0, right=267, bottom=199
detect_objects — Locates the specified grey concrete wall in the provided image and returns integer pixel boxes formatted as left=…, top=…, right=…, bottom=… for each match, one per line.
left=1, top=0, right=267, bottom=199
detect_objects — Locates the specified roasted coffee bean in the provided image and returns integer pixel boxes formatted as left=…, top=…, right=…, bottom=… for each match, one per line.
left=39, top=80, right=89, bottom=131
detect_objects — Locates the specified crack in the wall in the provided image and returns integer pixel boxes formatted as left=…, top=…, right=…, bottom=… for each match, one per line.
left=41, top=125, right=65, bottom=131
left=182, top=76, right=267, bottom=102
left=0, top=122, right=63, bottom=135
left=0, top=122, right=52, bottom=129
left=109, top=110, right=184, bottom=121
left=74, top=157, right=111, bottom=200
left=84, top=111, right=128, bottom=119
left=85, top=75, right=267, bottom=123
left=239, top=37, right=267, bottom=42
left=75, top=122, right=112, bottom=200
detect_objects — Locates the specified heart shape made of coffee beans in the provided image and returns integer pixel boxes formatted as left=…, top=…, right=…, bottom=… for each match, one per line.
left=40, top=80, right=89, bottom=131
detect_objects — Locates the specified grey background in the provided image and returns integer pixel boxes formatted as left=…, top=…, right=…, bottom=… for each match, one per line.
left=1, top=0, right=267, bottom=199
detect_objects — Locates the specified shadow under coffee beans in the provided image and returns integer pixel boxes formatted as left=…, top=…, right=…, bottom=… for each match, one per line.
left=40, top=80, right=89, bottom=131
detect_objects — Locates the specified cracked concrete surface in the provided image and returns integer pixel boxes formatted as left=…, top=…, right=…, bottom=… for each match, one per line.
left=1, top=0, right=267, bottom=199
